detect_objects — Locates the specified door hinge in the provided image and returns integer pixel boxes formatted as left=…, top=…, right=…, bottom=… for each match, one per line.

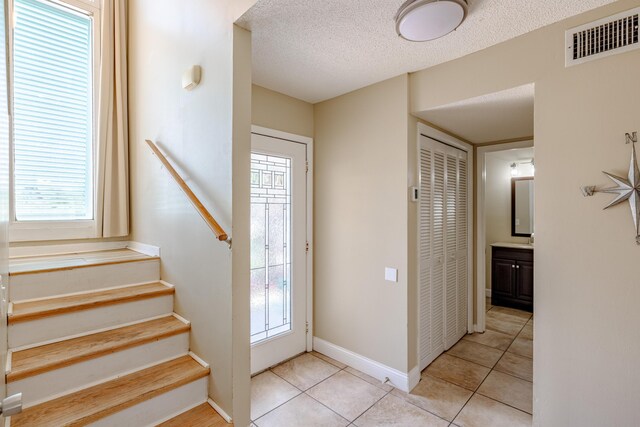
left=306, top=161, right=309, bottom=173
left=306, top=321, right=309, bottom=334
left=306, top=241, right=309, bottom=253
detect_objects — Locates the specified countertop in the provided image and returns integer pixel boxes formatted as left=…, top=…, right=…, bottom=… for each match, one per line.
left=491, top=242, right=534, bottom=250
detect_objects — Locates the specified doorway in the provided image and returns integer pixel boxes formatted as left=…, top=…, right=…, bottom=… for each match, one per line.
left=477, top=143, right=535, bottom=329
left=250, top=127, right=312, bottom=374
left=411, top=85, right=534, bottom=423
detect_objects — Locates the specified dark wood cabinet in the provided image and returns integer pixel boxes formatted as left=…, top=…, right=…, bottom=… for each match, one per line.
left=491, top=246, right=534, bottom=312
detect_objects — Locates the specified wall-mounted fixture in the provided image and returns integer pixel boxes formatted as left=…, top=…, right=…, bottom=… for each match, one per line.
left=182, top=65, right=202, bottom=91
left=510, top=159, right=535, bottom=178
left=395, top=0, right=468, bottom=42
left=410, top=186, right=419, bottom=202
left=581, top=132, right=640, bottom=245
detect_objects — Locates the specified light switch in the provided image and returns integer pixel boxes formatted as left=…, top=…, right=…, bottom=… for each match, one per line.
left=385, top=267, right=398, bottom=283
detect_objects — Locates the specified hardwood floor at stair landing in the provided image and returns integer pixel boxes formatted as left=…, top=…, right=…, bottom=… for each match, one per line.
left=158, top=403, right=231, bottom=426
left=9, top=248, right=156, bottom=275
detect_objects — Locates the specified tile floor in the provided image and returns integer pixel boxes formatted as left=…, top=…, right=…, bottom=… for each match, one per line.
left=250, top=299, right=533, bottom=426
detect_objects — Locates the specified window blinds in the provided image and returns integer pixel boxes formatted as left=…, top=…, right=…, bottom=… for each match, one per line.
left=13, top=0, right=93, bottom=221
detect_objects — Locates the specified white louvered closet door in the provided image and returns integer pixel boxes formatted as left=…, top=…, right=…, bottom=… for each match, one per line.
left=419, top=136, right=469, bottom=370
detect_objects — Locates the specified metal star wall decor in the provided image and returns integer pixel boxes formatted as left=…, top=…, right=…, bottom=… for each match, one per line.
left=581, top=132, right=640, bottom=245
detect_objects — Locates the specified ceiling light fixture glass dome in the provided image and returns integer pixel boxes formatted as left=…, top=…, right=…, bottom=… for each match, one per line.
left=396, top=0, right=468, bottom=42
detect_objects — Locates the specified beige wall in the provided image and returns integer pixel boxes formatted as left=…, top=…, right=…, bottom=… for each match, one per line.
left=252, top=85, right=314, bottom=137
left=314, top=75, right=410, bottom=373
left=410, top=0, right=640, bottom=424
left=128, top=1, right=253, bottom=423
left=232, top=25, right=252, bottom=426
left=484, top=148, right=533, bottom=289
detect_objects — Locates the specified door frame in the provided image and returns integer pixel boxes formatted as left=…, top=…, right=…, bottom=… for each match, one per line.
left=416, top=122, right=474, bottom=362
left=475, top=139, right=533, bottom=332
left=251, top=125, right=313, bottom=352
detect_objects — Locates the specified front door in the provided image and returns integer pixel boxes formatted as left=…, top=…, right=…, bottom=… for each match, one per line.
left=250, top=132, right=307, bottom=374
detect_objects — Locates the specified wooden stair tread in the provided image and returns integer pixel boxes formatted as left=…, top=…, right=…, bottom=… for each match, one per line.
left=158, top=403, right=231, bottom=427
left=8, top=315, right=190, bottom=383
left=10, top=355, right=209, bottom=427
left=9, top=282, right=174, bottom=324
left=9, top=248, right=158, bottom=276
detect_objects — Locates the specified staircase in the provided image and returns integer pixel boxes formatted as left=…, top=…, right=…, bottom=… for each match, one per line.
left=4, top=248, right=227, bottom=426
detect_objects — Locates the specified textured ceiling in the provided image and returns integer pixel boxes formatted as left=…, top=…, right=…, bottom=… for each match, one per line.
left=237, top=0, right=616, bottom=103
left=418, top=84, right=534, bottom=144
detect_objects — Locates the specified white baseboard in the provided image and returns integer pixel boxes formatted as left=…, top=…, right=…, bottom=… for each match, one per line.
left=408, top=365, right=421, bottom=391
left=208, top=398, right=232, bottom=423
left=313, top=337, right=415, bottom=392
left=485, top=289, right=492, bottom=298
left=127, top=241, right=161, bottom=257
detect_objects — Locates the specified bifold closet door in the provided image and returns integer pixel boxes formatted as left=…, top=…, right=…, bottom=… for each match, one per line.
left=419, top=136, right=469, bottom=370
left=419, top=143, right=444, bottom=369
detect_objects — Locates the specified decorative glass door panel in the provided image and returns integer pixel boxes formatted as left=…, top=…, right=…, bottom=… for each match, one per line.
left=250, top=154, right=292, bottom=344
left=250, top=132, right=307, bottom=374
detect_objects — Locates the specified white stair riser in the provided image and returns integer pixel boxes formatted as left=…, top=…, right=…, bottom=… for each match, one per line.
left=9, top=260, right=160, bottom=301
left=88, top=378, right=208, bottom=427
left=10, top=332, right=190, bottom=407
left=9, top=295, right=174, bottom=347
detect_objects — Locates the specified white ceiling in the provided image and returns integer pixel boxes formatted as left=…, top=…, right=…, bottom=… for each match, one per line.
left=488, top=147, right=535, bottom=163
left=418, top=84, right=534, bottom=144
left=237, top=0, right=616, bottom=103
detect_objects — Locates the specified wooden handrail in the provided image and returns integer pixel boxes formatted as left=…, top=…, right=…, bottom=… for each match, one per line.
left=145, top=140, right=229, bottom=244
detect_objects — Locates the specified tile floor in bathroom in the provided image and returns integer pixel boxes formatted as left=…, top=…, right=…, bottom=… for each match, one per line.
left=250, top=298, right=533, bottom=427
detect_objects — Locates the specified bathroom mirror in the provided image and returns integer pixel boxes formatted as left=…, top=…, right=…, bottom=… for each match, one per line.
left=512, top=177, right=534, bottom=237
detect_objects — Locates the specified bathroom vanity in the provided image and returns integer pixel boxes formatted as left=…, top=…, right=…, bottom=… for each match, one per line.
left=491, top=243, right=534, bottom=312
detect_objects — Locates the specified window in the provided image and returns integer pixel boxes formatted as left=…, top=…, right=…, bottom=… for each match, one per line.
left=10, top=0, right=99, bottom=240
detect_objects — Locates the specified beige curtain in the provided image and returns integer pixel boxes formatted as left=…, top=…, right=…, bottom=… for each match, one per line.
left=97, top=0, right=129, bottom=237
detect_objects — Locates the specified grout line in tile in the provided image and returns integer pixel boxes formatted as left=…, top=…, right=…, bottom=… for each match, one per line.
left=442, top=349, right=503, bottom=374
left=390, top=384, right=461, bottom=425
left=457, top=335, right=510, bottom=354
left=311, top=351, right=349, bottom=370
left=258, top=360, right=357, bottom=423
left=449, top=385, right=477, bottom=425
left=267, top=367, right=305, bottom=391
left=424, top=308, right=533, bottom=425
left=252, top=387, right=303, bottom=423
left=350, top=389, right=394, bottom=426
left=447, top=341, right=507, bottom=369
left=266, top=352, right=340, bottom=390
left=307, top=367, right=396, bottom=423
left=475, top=391, right=534, bottom=416
left=303, top=386, right=372, bottom=424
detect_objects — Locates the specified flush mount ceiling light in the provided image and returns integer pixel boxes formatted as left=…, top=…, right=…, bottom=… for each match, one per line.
left=396, top=0, right=468, bottom=42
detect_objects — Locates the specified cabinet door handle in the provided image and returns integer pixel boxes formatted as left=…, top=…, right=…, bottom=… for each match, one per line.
left=516, top=265, right=520, bottom=269
left=512, top=265, right=516, bottom=268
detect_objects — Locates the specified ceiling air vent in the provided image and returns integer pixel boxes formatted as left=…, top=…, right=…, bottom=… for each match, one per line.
left=565, top=7, right=639, bottom=67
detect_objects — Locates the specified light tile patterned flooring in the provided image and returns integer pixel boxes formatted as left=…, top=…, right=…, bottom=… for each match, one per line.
left=250, top=299, right=533, bottom=426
